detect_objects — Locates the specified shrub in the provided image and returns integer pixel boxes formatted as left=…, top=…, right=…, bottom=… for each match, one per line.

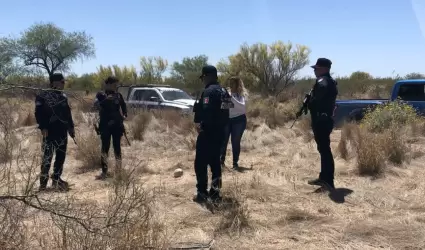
left=130, top=111, right=153, bottom=141
left=354, top=128, right=386, bottom=176
left=361, top=101, right=417, bottom=133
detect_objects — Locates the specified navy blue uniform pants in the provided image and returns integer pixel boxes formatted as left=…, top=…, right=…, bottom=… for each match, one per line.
left=40, top=132, right=68, bottom=187
left=100, top=126, right=123, bottom=174
left=311, top=117, right=335, bottom=184
left=220, top=114, right=247, bottom=166
left=194, top=130, right=224, bottom=196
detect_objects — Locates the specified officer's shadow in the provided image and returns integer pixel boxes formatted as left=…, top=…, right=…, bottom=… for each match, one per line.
left=314, top=187, right=353, bottom=204
left=37, top=186, right=72, bottom=193
left=223, top=165, right=253, bottom=173
left=204, top=196, right=241, bottom=214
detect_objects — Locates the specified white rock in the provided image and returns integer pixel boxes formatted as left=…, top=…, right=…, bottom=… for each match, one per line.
left=174, top=168, right=183, bottom=178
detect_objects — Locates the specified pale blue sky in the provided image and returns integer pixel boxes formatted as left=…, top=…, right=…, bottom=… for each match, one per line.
left=1, top=0, right=425, bottom=78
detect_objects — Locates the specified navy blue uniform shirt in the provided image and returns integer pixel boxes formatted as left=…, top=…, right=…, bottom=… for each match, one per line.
left=193, top=82, right=232, bottom=134
left=35, top=90, right=74, bottom=133
left=308, top=74, right=338, bottom=119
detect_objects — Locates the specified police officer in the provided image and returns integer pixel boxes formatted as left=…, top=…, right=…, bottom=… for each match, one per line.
left=93, top=76, right=127, bottom=179
left=35, top=73, right=75, bottom=191
left=193, top=65, right=232, bottom=203
left=307, top=58, right=338, bottom=190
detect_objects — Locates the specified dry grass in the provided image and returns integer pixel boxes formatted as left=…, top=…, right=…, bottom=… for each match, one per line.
left=1, top=95, right=425, bottom=249
left=130, top=110, right=152, bottom=141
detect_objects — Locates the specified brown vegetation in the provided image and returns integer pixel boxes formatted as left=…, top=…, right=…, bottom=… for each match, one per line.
left=0, top=80, right=424, bottom=249
left=2, top=22, right=425, bottom=249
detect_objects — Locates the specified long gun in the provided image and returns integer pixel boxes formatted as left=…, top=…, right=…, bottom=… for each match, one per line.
left=118, top=104, right=131, bottom=146
left=290, top=88, right=313, bottom=129
left=122, top=123, right=131, bottom=146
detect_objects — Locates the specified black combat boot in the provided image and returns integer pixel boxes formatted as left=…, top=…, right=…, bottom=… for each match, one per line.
left=51, top=178, right=69, bottom=191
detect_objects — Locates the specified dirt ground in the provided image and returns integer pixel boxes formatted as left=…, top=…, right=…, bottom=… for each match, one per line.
left=12, top=111, right=425, bottom=250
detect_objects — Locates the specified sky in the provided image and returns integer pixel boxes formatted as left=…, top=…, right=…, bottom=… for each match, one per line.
left=1, top=0, right=425, bottom=78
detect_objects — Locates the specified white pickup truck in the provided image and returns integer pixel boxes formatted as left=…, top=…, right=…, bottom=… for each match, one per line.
left=117, top=84, right=196, bottom=114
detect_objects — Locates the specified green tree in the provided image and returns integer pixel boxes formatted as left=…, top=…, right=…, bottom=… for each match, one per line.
left=405, top=72, right=425, bottom=79
left=349, top=71, right=373, bottom=81
left=1, top=22, right=95, bottom=78
left=220, top=41, right=310, bottom=95
left=170, top=55, right=208, bottom=90
left=139, top=56, right=168, bottom=84
left=95, top=65, right=113, bottom=88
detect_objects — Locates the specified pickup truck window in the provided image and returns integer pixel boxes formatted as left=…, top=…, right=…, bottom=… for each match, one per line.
left=397, top=84, right=425, bottom=101
left=142, top=90, right=160, bottom=101
left=132, top=90, right=146, bottom=101
left=160, top=90, right=192, bottom=101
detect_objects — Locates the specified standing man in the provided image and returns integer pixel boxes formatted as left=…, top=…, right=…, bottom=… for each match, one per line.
left=35, top=73, right=75, bottom=191
left=307, top=58, right=338, bottom=190
left=93, top=76, right=127, bottom=180
left=193, top=65, right=232, bottom=203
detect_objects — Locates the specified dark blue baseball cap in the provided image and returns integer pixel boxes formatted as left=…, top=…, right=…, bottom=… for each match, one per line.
left=311, top=58, right=332, bottom=69
left=199, top=65, right=218, bottom=78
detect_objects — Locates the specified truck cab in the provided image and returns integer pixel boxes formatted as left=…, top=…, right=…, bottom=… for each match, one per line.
left=333, top=79, right=425, bottom=127
left=117, top=84, right=195, bottom=114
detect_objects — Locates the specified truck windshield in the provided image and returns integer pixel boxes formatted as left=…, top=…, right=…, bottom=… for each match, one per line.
left=160, top=90, right=193, bottom=101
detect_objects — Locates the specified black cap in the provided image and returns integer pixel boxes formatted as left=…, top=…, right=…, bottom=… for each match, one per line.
left=199, top=65, right=217, bottom=78
left=49, top=73, right=65, bottom=83
left=105, top=76, right=119, bottom=84
left=311, top=58, right=332, bottom=69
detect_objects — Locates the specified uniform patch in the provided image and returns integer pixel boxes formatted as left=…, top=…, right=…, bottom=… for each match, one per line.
left=203, top=97, right=209, bottom=104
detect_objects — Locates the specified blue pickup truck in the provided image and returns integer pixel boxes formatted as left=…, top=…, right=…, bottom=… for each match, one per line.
left=333, top=79, right=425, bottom=127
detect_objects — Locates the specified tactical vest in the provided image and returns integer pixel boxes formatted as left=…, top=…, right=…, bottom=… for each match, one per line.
left=99, top=92, right=123, bottom=125
left=218, top=87, right=233, bottom=126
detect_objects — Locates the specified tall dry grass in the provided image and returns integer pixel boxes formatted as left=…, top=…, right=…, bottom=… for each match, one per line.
left=2, top=83, right=425, bottom=249
left=337, top=101, right=418, bottom=177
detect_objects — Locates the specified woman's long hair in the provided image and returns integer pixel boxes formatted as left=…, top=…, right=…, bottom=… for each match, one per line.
left=228, top=76, right=249, bottom=98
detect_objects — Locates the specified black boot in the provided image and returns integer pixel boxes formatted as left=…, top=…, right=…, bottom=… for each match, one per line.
left=308, top=178, right=335, bottom=190
left=208, top=188, right=222, bottom=202
left=52, top=178, right=69, bottom=191
left=193, top=192, right=208, bottom=203
left=39, top=175, right=49, bottom=192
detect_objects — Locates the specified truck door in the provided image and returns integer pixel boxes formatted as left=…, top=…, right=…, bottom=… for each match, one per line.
left=129, top=89, right=146, bottom=109
left=142, top=90, right=162, bottom=110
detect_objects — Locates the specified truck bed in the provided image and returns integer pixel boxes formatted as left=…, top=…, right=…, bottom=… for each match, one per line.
left=333, top=99, right=389, bottom=127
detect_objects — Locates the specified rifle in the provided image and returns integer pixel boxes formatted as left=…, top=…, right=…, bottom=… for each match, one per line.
left=118, top=104, right=131, bottom=146
left=290, top=88, right=313, bottom=129
left=94, top=123, right=100, bottom=135
left=93, top=119, right=131, bottom=146
left=122, top=123, right=131, bottom=146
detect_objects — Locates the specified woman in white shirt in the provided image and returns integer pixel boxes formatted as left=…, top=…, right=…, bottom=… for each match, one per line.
left=220, top=76, right=248, bottom=170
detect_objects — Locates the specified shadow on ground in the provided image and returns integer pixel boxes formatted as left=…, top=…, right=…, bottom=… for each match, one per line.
left=313, top=187, right=353, bottom=204
left=329, top=188, right=353, bottom=203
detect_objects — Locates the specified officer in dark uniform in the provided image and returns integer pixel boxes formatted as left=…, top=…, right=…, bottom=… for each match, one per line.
left=307, top=58, right=338, bottom=190
left=192, top=65, right=233, bottom=203
left=93, top=76, right=127, bottom=179
left=35, top=73, right=75, bottom=191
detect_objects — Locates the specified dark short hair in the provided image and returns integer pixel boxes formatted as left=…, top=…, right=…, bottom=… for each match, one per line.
left=105, top=76, right=119, bottom=85
left=49, top=73, right=64, bottom=83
